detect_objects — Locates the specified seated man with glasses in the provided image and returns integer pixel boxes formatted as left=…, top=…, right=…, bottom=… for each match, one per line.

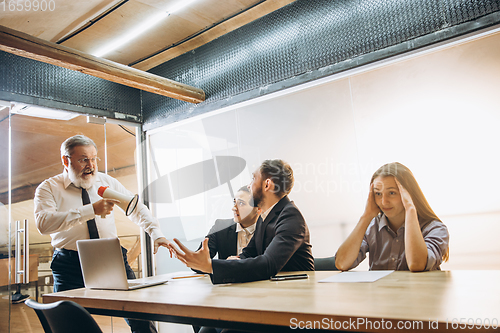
left=34, top=134, right=170, bottom=333
left=198, top=186, right=261, bottom=261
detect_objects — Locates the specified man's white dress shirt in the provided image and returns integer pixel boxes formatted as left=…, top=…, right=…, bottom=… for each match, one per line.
left=34, top=171, right=164, bottom=251
left=236, top=222, right=256, bottom=255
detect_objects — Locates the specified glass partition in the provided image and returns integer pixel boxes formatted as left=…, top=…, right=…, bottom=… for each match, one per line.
left=149, top=28, right=500, bottom=274
left=146, top=113, right=251, bottom=273
left=0, top=100, right=12, bottom=333
left=5, top=104, right=142, bottom=332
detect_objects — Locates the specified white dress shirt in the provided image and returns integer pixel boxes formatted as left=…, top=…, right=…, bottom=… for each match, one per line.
left=236, top=222, right=256, bottom=255
left=260, top=201, right=278, bottom=221
left=34, top=171, right=164, bottom=251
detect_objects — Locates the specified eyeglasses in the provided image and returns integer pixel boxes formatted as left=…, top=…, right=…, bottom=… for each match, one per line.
left=67, top=156, right=101, bottom=165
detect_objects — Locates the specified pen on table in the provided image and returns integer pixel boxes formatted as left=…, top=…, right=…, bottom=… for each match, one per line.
left=270, top=274, right=309, bottom=281
left=171, top=274, right=204, bottom=279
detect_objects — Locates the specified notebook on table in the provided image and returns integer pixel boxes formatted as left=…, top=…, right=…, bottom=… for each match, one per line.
left=76, top=238, right=168, bottom=290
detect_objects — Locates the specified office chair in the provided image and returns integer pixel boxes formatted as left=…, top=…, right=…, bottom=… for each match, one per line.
left=25, top=299, right=103, bottom=333
left=314, top=256, right=339, bottom=271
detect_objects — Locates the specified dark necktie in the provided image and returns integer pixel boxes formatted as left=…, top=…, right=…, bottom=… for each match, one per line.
left=82, top=188, right=100, bottom=239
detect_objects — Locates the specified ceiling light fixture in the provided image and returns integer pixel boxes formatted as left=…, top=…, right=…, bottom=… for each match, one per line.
left=11, top=103, right=79, bottom=120
left=93, top=11, right=169, bottom=58
left=167, top=0, right=199, bottom=15
left=93, top=0, right=200, bottom=58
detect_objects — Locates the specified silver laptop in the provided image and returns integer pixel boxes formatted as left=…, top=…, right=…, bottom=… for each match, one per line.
left=76, top=238, right=168, bottom=290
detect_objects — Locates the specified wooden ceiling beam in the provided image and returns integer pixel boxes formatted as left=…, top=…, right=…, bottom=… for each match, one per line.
left=0, top=182, right=39, bottom=205
left=0, top=25, right=205, bottom=104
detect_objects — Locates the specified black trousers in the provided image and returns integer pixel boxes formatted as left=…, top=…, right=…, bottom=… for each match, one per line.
left=51, top=246, right=157, bottom=333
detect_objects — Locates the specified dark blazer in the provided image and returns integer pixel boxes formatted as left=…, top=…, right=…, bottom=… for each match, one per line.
left=210, top=196, right=314, bottom=284
left=200, top=218, right=238, bottom=260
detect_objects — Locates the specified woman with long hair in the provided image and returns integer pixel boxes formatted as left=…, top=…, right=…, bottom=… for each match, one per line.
left=335, top=162, right=449, bottom=272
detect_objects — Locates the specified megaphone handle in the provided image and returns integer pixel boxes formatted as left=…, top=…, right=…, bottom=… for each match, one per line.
left=101, top=214, right=106, bottom=218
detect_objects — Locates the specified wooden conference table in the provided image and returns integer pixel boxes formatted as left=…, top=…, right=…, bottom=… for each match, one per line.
left=43, top=270, right=500, bottom=332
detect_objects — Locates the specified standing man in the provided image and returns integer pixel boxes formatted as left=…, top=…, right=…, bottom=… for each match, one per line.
left=201, top=186, right=261, bottom=260
left=170, top=159, right=314, bottom=284
left=34, top=135, right=169, bottom=333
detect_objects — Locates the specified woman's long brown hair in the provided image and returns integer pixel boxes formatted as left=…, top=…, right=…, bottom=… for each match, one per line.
left=371, top=162, right=449, bottom=261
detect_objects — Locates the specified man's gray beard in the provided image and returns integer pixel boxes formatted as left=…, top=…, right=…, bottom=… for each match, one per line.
left=68, top=166, right=96, bottom=189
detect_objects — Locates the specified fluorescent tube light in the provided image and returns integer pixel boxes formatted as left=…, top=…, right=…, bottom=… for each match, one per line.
left=93, top=0, right=200, bottom=58
left=167, top=0, right=200, bottom=14
left=93, top=11, right=169, bottom=57
left=11, top=103, right=79, bottom=120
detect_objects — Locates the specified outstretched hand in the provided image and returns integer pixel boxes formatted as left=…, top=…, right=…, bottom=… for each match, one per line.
left=168, top=238, right=213, bottom=274
left=154, top=237, right=173, bottom=256
left=363, top=183, right=381, bottom=219
left=395, top=178, right=415, bottom=210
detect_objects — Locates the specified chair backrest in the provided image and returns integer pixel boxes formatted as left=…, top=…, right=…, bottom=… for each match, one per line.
left=314, top=256, right=339, bottom=271
left=25, top=299, right=103, bottom=333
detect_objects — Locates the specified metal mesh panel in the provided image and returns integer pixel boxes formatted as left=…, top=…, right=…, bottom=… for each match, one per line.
left=443, top=0, right=500, bottom=25
left=0, top=52, right=141, bottom=118
left=142, top=0, right=500, bottom=130
left=297, top=0, right=444, bottom=72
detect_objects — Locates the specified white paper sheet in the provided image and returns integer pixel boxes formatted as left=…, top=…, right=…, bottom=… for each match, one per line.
left=319, top=270, right=394, bottom=283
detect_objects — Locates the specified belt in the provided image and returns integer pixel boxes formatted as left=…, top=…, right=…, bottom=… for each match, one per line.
left=56, top=246, right=127, bottom=256
left=54, top=248, right=79, bottom=256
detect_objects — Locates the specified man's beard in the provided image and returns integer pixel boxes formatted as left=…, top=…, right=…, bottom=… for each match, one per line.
left=68, top=165, right=96, bottom=189
left=251, top=186, right=263, bottom=208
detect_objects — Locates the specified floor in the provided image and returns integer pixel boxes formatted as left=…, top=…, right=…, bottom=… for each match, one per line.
left=2, top=284, right=194, bottom=333
left=1, top=290, right=131, bottom=333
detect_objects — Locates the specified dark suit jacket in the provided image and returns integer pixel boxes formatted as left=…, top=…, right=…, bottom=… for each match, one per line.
left=200, top=218, right=238, bottom=260
left=210, top=196, right=314, bottom=284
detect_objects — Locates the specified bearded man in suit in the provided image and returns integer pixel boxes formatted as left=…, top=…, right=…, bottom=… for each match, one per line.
left=171, top=159, right=314, bottom=284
